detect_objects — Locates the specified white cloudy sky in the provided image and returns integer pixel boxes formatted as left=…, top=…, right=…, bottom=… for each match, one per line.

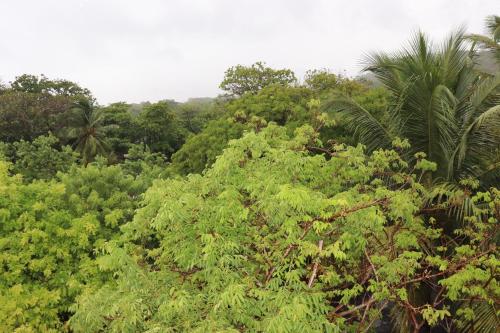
left=0, top=0, right=498, bottom=104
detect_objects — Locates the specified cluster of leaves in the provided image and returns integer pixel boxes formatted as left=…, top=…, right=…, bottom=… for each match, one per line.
left=220, top=61, right=297, bottom=97
left=70, top=125, right=499, bottom=332
left=0, top=133, right=77, bottom=182
left=170, top=118, right=248, bottom=175
left=0, top=160, right=145, bottom=332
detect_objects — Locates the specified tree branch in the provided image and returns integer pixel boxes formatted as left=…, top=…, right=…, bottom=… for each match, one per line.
left=264, top=198, right=388, bottom=284
left=307, top=239, right=324, bottom=288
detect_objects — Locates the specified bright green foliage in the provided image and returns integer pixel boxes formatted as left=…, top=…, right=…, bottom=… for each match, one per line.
left=304, top=69, right=375, bottom=99
left=70, top=125, right=498, bottom=332
left=6, top=134, right=78, bottom=182
left=171, top=84, right=337, bottom=175
left=226, top=85, right=313, bottom=127
left=121, top=144, right=170, bottom=191
left=0, top=160, right=143, bottom=332
left=220, top=62, right=297, bottom=96
left=304, top=69, right=343, bottom=93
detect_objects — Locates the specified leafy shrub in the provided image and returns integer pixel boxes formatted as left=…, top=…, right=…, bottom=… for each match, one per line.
left=0, top=160, right=144, bottom=332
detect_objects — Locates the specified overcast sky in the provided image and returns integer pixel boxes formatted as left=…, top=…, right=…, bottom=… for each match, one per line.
left=0, top=1, right=498, bottom=104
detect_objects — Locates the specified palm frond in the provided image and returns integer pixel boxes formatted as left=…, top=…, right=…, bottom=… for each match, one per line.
left=484, top=15, right=500, bottom=42
left=457, top=302, right=499, bottom=333
left=465, top=34, right=499, bottom=50
left=323, top=97, right=394, bottom=152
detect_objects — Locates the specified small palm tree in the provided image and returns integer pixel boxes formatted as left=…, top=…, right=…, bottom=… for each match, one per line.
left=67, top=99, right=110, bottom=165
left=326, top=28, right=500, bottom=188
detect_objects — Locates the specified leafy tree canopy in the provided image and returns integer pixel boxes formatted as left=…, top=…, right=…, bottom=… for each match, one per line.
left=3, top=133, right=77, bottom=182
left=9, top=74, right=92, bottom=99
left=0, top=75, right=92, bottom=143
left=70, top=124, right=499, bottom=333
left=135, top=101, right=186, bottom=157
left=0, top=159, right=145, bottom=332
left=170, top=117, right=248, bottom=175
left=100, top=102, right=138, bottom=159
left=220, top=62, right=297, bottom=97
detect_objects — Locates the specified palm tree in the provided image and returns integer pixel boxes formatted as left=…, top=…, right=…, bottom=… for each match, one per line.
left=326, top=28, right=500, bottom=188
left=67, top=99, right=110, bottom=165
left=325, top=27, right=500, bottom=332
left=466, top=15, right=500, bottom=62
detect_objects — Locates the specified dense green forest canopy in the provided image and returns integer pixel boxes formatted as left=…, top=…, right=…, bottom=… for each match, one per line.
left=0, top=16, right=499, bottom=333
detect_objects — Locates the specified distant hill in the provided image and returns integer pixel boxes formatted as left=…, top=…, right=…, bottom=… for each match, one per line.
left=186, top=97, right=214, bottom=103
left=127, top=99, right=181, bottom=116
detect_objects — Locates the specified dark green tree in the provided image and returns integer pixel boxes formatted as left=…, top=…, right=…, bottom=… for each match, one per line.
left=170, top=118, right=248, bottom=175
left=0, top=75, right=92, bottom=142
left=10, top=74, right=92, bottom=98
left=66, top=99, right=111, bottom=165
left=175, top=98, right=221, bottom=134
left=100, top=102, right=138, bottom=159
left=135, top=101, right=185, bottom=157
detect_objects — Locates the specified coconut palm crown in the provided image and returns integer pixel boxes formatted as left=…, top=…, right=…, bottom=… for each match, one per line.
left=66, top=99, right=111, bottom=165
left=325, top=28, right=500, bottom=188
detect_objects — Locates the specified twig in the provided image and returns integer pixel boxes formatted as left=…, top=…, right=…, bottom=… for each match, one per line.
left=364, top=249, right=379, bottom=283
left=307, top=239, right=324, bottom=288
left=362, top=300, right=388, bottom=333
left=328, top=297, right=377, bottom=319
left=357, top=296, right=373, bottom=333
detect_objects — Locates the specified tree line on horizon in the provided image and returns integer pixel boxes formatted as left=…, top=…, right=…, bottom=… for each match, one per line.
left=0, top=16, right=499, bottom=332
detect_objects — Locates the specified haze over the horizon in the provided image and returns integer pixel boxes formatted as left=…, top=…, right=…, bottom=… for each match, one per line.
left=0, top=0, right=498, bottom=104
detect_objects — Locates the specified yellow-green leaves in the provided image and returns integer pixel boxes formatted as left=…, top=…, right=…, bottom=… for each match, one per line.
left=0, top=160, right=143, bottom=332
left=422, top=306, right=451, bottom=326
